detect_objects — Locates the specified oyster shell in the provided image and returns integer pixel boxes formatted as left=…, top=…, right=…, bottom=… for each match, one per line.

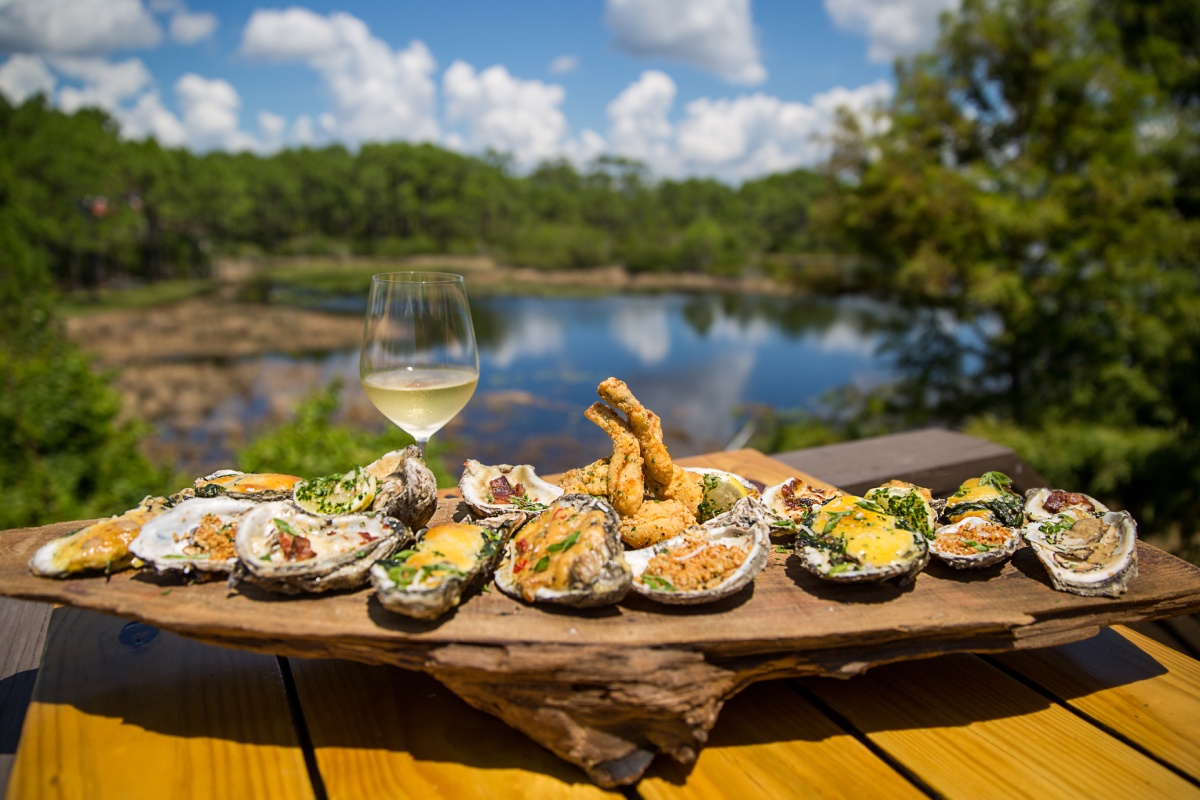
left=365, top=446, right=438, bottom=531
left=493, top=494, right=631, bottom=607
left=626, top=507, right=769, bottom=605
left=1024, top=487, right=1109, bottom=522
left=942, top=471, right=1025, bottom=527
left=686, top=467, right=760, bottom=523
left=864, top=480, right=938, bottom=540
left=293, top=467, right=377, bottom=515
left=794, top=494, right=929, bottom=584
left=930, top=516, right=1022, bottom=569
left=28, top=495, right=175, bottom=577
left=459, top=460, right=564, bottom=517
left=234, top=501, right=407, bottom=594
left=761, top=477, right=843, bottom=532
left=130, top=497, right=257, bottom=577
left=372, top=513, right=525, bottom=619
left=195, top=470, right=301, bottom=501
left=1023, top=510, right=1138, bottom=597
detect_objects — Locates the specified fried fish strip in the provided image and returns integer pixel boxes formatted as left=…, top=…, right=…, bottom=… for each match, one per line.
left=557, top=458, right=610, bottom=496
left=620, top=498, right=695, bottom=549
left=584, top=402, right=644, bottom=516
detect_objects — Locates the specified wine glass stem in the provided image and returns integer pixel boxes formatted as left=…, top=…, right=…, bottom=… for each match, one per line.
left=414, top=437, right=429, bottom=460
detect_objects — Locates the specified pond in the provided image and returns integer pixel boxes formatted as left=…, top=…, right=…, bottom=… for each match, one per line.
left=148, top=291, right=902, bottom=476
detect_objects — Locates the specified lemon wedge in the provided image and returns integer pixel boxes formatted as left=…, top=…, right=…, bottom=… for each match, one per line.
left=696, top=471, right=752, bottom=522
left=293, top=467, right=378, bottom=515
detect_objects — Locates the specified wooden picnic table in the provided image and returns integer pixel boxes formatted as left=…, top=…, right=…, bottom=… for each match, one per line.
left=3, top=438, right=1200, bottom=798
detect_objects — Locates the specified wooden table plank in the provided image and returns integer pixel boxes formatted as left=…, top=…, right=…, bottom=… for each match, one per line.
left=0, top=598, right=52, bottom=800
left=801, top=653, right=1200, bottom=799
left=5, top=607, right=315, bottom=800
left=287, top=658, right=620, bottom=799
left=989, top=625, right=1200, bottom=781
left=637, top=680, right=925, bottom=799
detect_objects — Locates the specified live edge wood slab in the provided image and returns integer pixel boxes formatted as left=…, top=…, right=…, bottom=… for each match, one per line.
left=3, top=449, right=1200, bottom=787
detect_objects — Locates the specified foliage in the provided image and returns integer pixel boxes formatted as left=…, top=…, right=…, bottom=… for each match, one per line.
left=816, top=0, right=1200, bottom=540
left=237, top=381, right=457, bottom=488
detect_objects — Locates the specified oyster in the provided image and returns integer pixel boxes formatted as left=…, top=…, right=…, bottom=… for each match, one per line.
left=459, top=460, right=564, bottom=517
left=1024, top=488, right=1109, bottom=522
left=761, top=477, right=844, bottom=531
left=864, top=480, right=938, bottom=540
left=686, top=467, right=760, bottom=523
left=794, top=494, right=929, bottom=584
left=372, top=513, right=525, bottom=620
left=493, top=494, right=631, bottom=607
left=1023, top=510, right=1138, bottom=597
left=195, top=470, right=301, bottom=501
left=930, top=516, right=1022, bottom=569
left=365, top=446, right=439, bottom=531
left=626, top=502, right=769, bottom=605
left=130, top=497, right=256, bottom=577
left=942, top=471, right=1025, bottom=527
left=234, top=501, right=407, bottom=594
left=29, top=495, right=175, bottom=577
left=293, top=467, right=377, bottom=515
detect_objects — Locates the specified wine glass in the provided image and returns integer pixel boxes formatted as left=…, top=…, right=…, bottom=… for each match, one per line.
left=360, top=272, right=479, bottom=458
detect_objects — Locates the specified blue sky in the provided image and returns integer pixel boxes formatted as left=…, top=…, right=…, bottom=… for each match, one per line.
left=0, top=0, right=957, bottom=182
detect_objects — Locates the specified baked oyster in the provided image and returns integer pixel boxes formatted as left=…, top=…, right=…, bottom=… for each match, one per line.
left=293, top=467, right=377, bottom=515
left=930, top=516, right=1022, bottom=569
left=372, top=513, right=525, bottom=620
left=234, top=501, right=407, bottom=594
left=493, top=494, right=631, bottom=607
left=626, top=500, right=769, bottom=605
left=795, top=494, right=929, bottom=584
left=365, top=446, right=438, bottom=531
left=864, top=480, right=938, bottom=540
left=195, top=470, right=301, bottom=501
left=686, top=467, right=760, bottom=523
left=1023, top=509, right=1138, bottom=597
left=942, top=471, right=1025, bottom=527
left=761, top=477, right=843, bottom=532
left=130, top=496, right=257, bottom=577
left=459, top=460, right=564, bottom=516
left=1024, top=488, right=1109, bottom=522
left=28, top=494, right=175, bottom=577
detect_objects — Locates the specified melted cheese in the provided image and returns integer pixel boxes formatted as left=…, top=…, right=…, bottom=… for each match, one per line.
left=812, top=495, right=914, bottom=568
left=201, top=473, right=302, bottom=494
left=945, top=478, right=1007, bottom=522
left=406, top=524, right=484, bottom=572
left=510, top=505, right=608, bottom=601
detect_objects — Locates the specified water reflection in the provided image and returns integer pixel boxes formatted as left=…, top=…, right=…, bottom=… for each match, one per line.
left=144, top=292, right=900, bottom=476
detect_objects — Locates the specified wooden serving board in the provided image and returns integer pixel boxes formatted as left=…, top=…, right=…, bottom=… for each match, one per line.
left=3, top=449, right=1200, bottom=787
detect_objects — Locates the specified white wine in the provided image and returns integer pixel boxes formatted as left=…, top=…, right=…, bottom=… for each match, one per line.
left=362, top=366, right=479, bottom=440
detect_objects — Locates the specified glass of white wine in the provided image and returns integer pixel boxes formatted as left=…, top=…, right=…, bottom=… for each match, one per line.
left=360, top=272, right=479, bottom=458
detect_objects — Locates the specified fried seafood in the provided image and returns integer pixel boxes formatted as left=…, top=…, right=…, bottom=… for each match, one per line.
left=598, top=377, right=674, bottom=490
left=585, top=402, right=645, bottom=516
left=619, top=499, right=694, bottom=550
left=557, top=458, right=610, bottom=497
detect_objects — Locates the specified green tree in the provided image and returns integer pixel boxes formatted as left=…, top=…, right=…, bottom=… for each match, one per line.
left=821, top=0, right=1200, bottom=540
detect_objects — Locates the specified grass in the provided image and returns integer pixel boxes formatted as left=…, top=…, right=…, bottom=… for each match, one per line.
left=58, top=279, right=219, bottom=316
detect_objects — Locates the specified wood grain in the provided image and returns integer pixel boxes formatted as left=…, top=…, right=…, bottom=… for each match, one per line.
left=5, top=607, right=314, bottom=800
left=990, top=625, right=1200, bottom=780
left=288, top=659, right=620, bottom=799
left=3, top=449, right=1200, bottom=786
left=801, top=653, right=1200, bottom=799
left=0, top=598, right=51, bottom=800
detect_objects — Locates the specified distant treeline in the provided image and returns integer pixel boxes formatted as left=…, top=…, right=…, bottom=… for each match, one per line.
left=0, top=96, right=833, bottom=289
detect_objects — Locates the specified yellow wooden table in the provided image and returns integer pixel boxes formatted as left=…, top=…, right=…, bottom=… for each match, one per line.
left=4, top=450, right=1200, bottom=799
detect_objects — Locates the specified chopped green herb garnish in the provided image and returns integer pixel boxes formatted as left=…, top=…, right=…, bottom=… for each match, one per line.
left=274, top=518, right=299, bottom=536
left=533, top=555, right=551, bottom=572
left=546, top=530, right=580, bottom=553
left=641, top=575, right=676, bottom=591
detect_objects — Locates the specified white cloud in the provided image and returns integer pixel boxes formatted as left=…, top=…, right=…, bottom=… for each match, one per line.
left=0, top=54, right=56, bottom=104
left=443, top=60, right=572, bottom=168
left=241, top=8, right=438, bottom=143
left=258, top=110, right=285, bottom=139
left=605, top=0, right=765, bottom=85
left=50, top=56, right=153, bottom=113
left=170, top=8, right=218, bottom=44
left=119, top=90, right=186, bottom=146
left=607, top=70, right=677, bottom=167
left=549, top=55, right=579, bottom=75
left=293, top=114, right=315, bottom=144
left=0, top=0, right=161, bottom=55
left=824, top=0, right=959, bottom=63
left=176, top=73, right=256, bottom=151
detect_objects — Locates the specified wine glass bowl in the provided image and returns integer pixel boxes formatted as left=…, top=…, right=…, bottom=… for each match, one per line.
left=360, top=272, right=479, bottom=457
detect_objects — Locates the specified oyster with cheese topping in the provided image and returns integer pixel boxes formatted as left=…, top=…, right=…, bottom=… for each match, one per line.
left=1023, top=510, right=1138, bottom=597
left=761, top=477, right=843, bottom=533
left=130, top=497, right=257, bottom=577
left=864, top=480, right=938, bottom=540
left=626, top=499, right=769, bottom=604
left=195, top=470, right=302, bottom=501
left=459, top=460, right=565, bottom=517
left=942, top=472, right=1025, bottom=528
left=29, top=494, right=176, bottom=578
left=493, top=494, right=631, bottom=607
left=794, top=494, right=929, bottom=584
left=372, top=513, right=525, bottom=619
left=234, top=501, right=407, bottom=594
